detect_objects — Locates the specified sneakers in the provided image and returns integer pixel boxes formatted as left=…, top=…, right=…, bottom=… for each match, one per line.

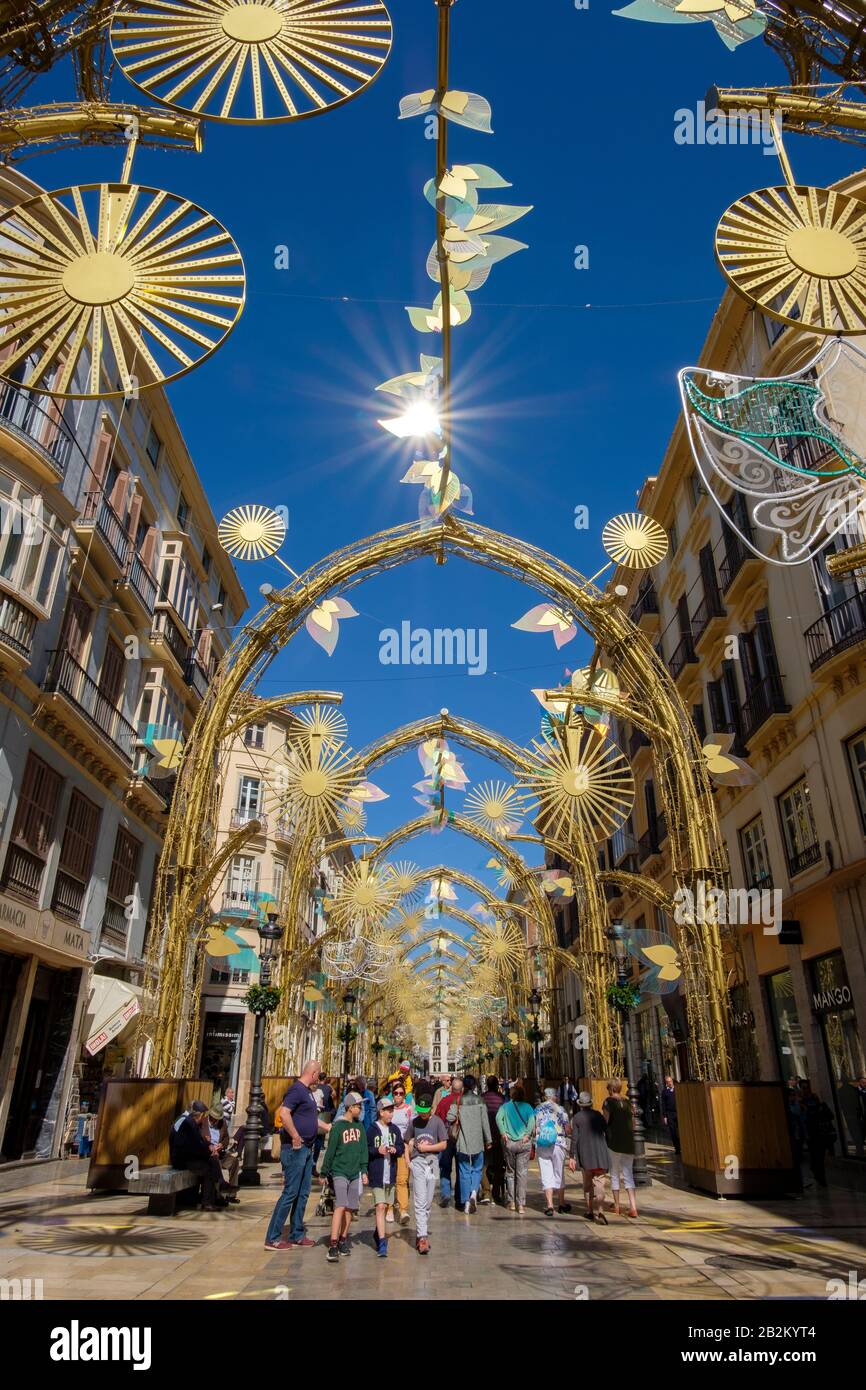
left=463, top=1200, right=471, bottom=1214
left=439, top=1197, right=450, bottom=1209
left=264, top=1238, right=292, bottom=1250
left=399, top=1210, right=411, bottom=1227
left=416, top=1236, right=430, bottom=1255
left=338, top=1239, right=351, bottom=1257
left=385, top=1209, right=395, bottom=1224
left=289, top=1237, right=316, bottom=1248
left=478, top=1196, right=491, bottom=1205
left=468, top=1193, right=477, bottom=1214
left=326, top=1244, right=340, bottom=1263
left=376, top=1237, right=388, bottom=1258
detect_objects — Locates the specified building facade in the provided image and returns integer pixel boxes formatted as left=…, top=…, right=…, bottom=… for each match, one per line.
left=0, top=166, right=246, bottom=1161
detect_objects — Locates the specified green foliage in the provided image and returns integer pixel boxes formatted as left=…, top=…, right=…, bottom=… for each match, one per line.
left=244, top=984, right=281, bottom=1015
left=606, top=982, right=640, bottom=1012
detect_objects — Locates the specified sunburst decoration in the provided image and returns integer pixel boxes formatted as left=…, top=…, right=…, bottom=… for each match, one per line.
left=715, top=185, right=866, bottom=336
left=337, top=802, right=367, bottom=835
left=218, top=505, right=286, bottom=560
left=329, top=859, right=400, bottom=931
left=384, top=861, right=424, bottom=906
left=280, top=737, right=359, bottom=839
left=463, top=780, right=533, bottom=837
left=0, top=183, right=245, bottom=400
left=484, top=856, right=519, bottom=891
left=601, top=513, right=668, bottom=569
left=111, top=0, right=393, bottom=126
left=288, top=704, right=349, bottom=751
left=473, top=919, right=525, bottom=969
left=519, top=724, right=635, bottom=846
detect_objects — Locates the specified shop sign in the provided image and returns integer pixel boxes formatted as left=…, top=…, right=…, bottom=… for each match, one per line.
left=812, top=983, right=853, bottom=1014
left=731, top=1009, right=755, bottom=1030
left=0, top=892, right=89, bottom=962
left=85, top=995, right=139, bottom=1056
left=811, top=953, right=853, bottom=1016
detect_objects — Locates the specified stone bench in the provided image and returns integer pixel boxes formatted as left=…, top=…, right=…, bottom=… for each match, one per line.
left=127, top=1165, right=200, bottom=1216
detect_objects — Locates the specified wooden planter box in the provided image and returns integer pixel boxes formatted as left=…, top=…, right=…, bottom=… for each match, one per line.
left=87, top=1078, right=212, bottom=1191
left=678, top=1081, right=797, bottom=1197
left=579, top=1079, right=629, bottom=1113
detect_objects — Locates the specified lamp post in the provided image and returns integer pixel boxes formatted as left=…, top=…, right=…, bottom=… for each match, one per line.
left=340, top=990, right=357, bottom=1095
left=606, top=923, right=649, bottom=1187
left=528, top=987, right=543, bottom=1092
left=239, top=911, right=283, bottom=1186
left=501, top=1018, right=513, bottom=1084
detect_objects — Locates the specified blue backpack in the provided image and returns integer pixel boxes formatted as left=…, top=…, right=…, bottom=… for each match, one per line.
left=536, top=1110, right=559, bottom=1148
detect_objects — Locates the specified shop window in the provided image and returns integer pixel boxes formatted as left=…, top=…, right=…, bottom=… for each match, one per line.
left=810, top=953, right=866, bottom=1158
left=766, top=969, right=808, bottom=1082
left=845, top=730, right=866, bottom=835
left=777, top=778, right=821, bottom=877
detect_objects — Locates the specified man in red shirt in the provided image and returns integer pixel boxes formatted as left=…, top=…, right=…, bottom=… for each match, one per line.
left=435, top=1077, right=463, bottom=1208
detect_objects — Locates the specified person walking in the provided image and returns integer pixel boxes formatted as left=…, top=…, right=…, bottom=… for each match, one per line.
left=320, top=1090, right=369, bottom=1262
left=405, top=1094, right=448, bottom=1254
left=603, top=1079, right=638, bottom=1219
left=389, top=1082, right=415, bottom=1226
left=431, top=1073, right=452, bottom=1112
left=436, top=1076, right=464, bottom=1208
left=534, top=1087, right=572, bottom=1215
left=559, top=1076, right=578, bottom=1115
left=660, top=1075, right=680, bottom=1155
left=568, top=1091, right=610, bottom=1224
left=447, top=1075, right=491, bottom=1214
left=479, top=1076, right=505, bottom=1205
left=312, top=1072, right=335, bottom=1175
left=496, top=1083, right=535, bottom=1213
left=367, top=1097, right=404, bottom=1258
left=801, top=1083, right=836, bottom=1188
left=264, top=1058, right=331, bottom=1250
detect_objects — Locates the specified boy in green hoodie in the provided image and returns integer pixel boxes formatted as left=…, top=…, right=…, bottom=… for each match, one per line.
left=320, top=1090, right=369, bottom=1261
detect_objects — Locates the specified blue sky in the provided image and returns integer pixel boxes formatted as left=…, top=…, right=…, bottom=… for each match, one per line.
left=33, top=2, right=861, bottom=898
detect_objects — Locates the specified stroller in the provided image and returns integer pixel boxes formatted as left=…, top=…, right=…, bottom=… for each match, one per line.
left=315, top=1174, right=334, bottom=1218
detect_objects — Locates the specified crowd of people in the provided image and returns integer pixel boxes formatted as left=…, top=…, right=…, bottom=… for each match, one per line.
left=259, top=1062, right=643, bottom=1261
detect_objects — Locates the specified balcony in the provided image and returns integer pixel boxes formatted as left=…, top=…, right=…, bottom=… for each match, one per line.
left=0, top=379, right=83, bottom=482
left=628, top=726, right=650, bottom=759
left=668, top=634, right=698, bottom=682
left=629, top=586, right=659, bottom=629
left=786, top=840, right=822, bottom=878
left=0, top=590, right=37, bottom=662
left=75, top=491, right=129, bottom=576
left=274, top=818, right=293, bottom=845
left=42, top=649, right=136, bottom=766
left=691, top=590, right=726, bottom=647
left=151, top=609, right=192, bottom=671
left=230, top=809, right=267, bottom=836
left=611, top=828, right=640, bottom=872
left=638, top=822, right=665, bottom=864
left=52, top=869, right=87, bottom=923
left=221, top=890, right=258, bottom=916
left=740, top=672, right=790, bottom=745
left=1, top=844, right=44, bottom=904
left=746, top=870, right=774, bottom=893
left=117, top=552, right=158, bottom=622
left=101, top=896, right=128, bottom=950
left=184, top=654, right=210, bottom=702
left=719, top=536, right=762, bottom=601
left=804, top=592, right=866, bottom=673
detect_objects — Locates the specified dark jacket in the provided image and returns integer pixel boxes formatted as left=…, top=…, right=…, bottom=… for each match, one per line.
left=170, top=1114, right=212, bottom=1168
left=661, top=1085, right=677, bottom=1120
left=570, top=1107, right=610, bottom=1170
left=483, top=1090, right=505, bottom=1153
left=366, top=1120, right=405, bottom=1187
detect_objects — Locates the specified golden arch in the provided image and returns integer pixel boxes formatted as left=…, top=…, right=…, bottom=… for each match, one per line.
left=146, top=515, right=731, bottom=1081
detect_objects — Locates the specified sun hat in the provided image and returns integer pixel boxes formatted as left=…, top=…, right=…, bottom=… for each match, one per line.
left=577, top=1091, right=593, bottom=1107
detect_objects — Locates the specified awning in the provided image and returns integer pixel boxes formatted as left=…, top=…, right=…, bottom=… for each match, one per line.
left=83, top=976, right=142, bottom=1056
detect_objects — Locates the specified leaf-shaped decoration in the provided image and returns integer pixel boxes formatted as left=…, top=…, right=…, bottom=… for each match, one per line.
left=205, top=926, right=241, bottom=958
left=466, top=203, right=533, bottom=234
left=701, top=733, right=758, bottom=787
left=512, top=604, right=577, bottom=648
left=347, top=780, right=389, bottom=805
left=405, top=290, right=472, bottom=333
left=305, top=597, right=358, bottom=655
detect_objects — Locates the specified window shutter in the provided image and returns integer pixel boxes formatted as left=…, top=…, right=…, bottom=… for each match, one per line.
left=11, top=753, right=62, bottom=856
left=699, top=543, right=721, bottom=605
left=755, top=607, right=781, bottom=679
left=722, top=660, right=744, bottom=739
left=107, top=827, right=142, bottom=904
left=58, top=790, right=102, bottom=879
left=99, top=639, right=125, bottom=706
left=707, top=680, right=725, bottom=732
left=60, top=595, right=92, bottom=661
left=91, top=429, right=113, bottom=488
left=692, top=700, right=707, bottom=741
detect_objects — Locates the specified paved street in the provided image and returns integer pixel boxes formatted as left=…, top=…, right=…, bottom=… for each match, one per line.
left=2, top=1148, right=863, bottom=1302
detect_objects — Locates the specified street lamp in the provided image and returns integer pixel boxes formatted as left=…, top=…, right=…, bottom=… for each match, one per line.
left=528, top=987, right=543, bottom=1091
left=239, top=911, right=284, bottom=1187
left=605, top=922, right=649, bottom=1187
left=501, top=1017, right=514, bottom=1084
left=340, top=990, right=357, bottom=1095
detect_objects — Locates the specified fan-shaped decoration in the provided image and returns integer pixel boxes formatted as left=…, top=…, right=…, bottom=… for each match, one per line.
left=204, top=925, right=241, bottom=958
left=473, top=919, right=525, bottom=969
left=426, top=875, right=458, bottom=904
left=306, top=597, right=358, bottom=655
left=337, top=802, right=367, bottom=835
left=512, top=603, right=577, bottom=648
left=384, top=861, right=424, bottom=906
left=701, top=733, right=759, bottom=787
left=539, top=869, right=574, bottom=902
left=111, top=0, right=393, bottom=125
left=613, top=0, right=765, bottom=49
left=330, top=859, right=400, bottom=931
left=520, top=725, right=635, bottom=846
left=715, top=185, right=866, bottom=335
left=140, top=725, right=184, bottom=771
left=679, top=341, right=866, bottom=566
left=218, top=504, right=286, bottom=560
left=463, top=780, right=532, bottom=837
left=0, top=183, right=245, bottom=399
left=288, top=703, right=348, bottom=750
left=280, top=738, right=359, bottom=839
left=418, top=739, right=467, bottom=786
left=623, top=928, right=682, bottom=995
left=601, top=513, right=668, bottom=569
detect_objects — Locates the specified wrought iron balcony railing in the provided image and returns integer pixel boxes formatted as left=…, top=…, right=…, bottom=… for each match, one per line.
left=79, top=490, right=129, bottom=570
left=668, top=634, right=698, bottom=680
left=740, top=672, right=790, bottom=744
left=804, top=591, right=866, bottom=671
left=230, top=809, right=267, bottom=835
left=0, top=379, right=83, bottom=479
left=691, top=589, right=726, bottom=643
left=786, top=841, right=822, bottom=878
left=0, top=591, right=37, bottom=657
left=43, top=648, right=136, bottom=763
left=125, top=553, right=158, bottom=614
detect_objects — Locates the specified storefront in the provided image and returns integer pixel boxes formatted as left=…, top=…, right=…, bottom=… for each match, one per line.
left=810, top=951, right=866, bottom=1159
left=728, top=983, right=760, bottom=1081
left=0, top=892, right=89, bottom=1162
left=200, top=1012, right=245, bottom=1096
left=766, top=967, right=809, bottom=1083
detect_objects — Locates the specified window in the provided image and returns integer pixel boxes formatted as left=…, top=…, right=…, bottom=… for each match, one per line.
left=2, top=752, right=63, bottom=901
left=272, top=856, right=286, bottom=904
left=53, top=789, right=102, bottom=922
left=692, top=700, right=707, bottom=742
left=244, top=724, right=265, bottom=749
left=102, top=826, right=142, bottom=946
left=227, top=854, right=259, bottom=905
left=740, top=814, right=772, bottom=890
left=202, top=547, right=212, bottom=576
left=237, top=776, right=261, bottom=816
left=845, top=730, right=866, bottom=834
left=145, top=424, right=162, bottom=470
left=777, top=778, right=821, bottom=877
left=689, top=472, right=706, bottom=508
left=177, top=492, right=189, bottom=530
left=99, top=638, right=125, bottom=708
left=217, top=583, right=226, bottom=610
left=0, top=473, right=66, bottom=613
left=668, top=519, right=679, bottom=557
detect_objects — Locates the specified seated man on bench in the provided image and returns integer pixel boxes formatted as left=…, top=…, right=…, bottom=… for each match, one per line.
left=169, top=1099, right=226, bottom=1210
